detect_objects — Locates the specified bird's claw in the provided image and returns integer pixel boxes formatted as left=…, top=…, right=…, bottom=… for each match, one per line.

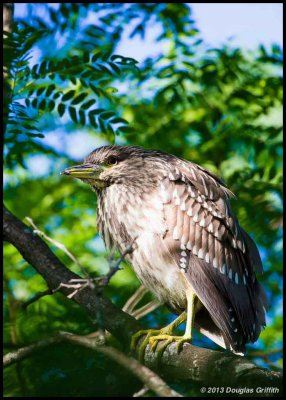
left=174, top=335, right=192, bottom=352
left=131, top=329, right=191, bottom=364
left=149, top=334, right=191, bottom=353
left=131, top=329, right=162, bottom=363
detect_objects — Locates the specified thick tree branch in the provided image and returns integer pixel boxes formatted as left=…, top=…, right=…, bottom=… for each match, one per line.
left=3, top=205, right=283, bottom=394
left=3, top=3, right=14, bottom=33
left=3, top=332, right=182, bottom=397
left=3, top=205, right=139, bottom=348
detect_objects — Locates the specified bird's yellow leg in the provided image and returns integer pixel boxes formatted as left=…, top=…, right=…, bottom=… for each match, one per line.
left=149, top=290, right=196, bottom=355
left=130, top=311, right=187, bottom=362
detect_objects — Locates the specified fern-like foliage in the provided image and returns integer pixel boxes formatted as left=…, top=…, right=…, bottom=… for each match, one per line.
left=4, top=23, right=138, bottom=168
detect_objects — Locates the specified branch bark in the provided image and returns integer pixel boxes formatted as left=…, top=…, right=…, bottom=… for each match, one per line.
left=3, top=205, right=139, bottom=348
left=3, top=205, right=283, bottom=394
left=3, top=332, right=182, bottom=397
left=3, top=3, right=14, bottom=33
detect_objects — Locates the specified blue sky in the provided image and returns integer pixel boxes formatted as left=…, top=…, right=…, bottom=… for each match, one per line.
left=115, top=3, right=283, bottom=61
left=10, top=2, right=283, bottom=176
left=191, top=3, right=282, bottom=48
left=15, top=3, right=283, bottom=61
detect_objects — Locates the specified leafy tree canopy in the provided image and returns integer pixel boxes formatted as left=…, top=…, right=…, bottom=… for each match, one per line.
left=4, top=3, right=282, bottom=397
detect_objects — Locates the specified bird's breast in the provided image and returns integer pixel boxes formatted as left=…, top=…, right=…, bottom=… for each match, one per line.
left=98, top=184, right=166, bottom=245
left=97, top=184, right=189, bottom=310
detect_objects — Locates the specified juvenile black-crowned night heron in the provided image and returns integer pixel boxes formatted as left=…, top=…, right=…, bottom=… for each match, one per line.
left=61, top=145, right=267, bottom=358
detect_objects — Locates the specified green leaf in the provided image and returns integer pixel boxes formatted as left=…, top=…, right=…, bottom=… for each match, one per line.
left=98, top=117, right=107, bottom=133
left=106, top=122, right=115, bottom=136
left=39, top=61, right=48, bottom=74
left=106, top=61, right=121, bottom=75
left=31, top=64, right=39, bottom=75
left=38, top=99, right=46, bottom=110
left=8, top=128, right=22, bottom=135
left=26, top=132, right=45, bottom=138
left=89, top=114, right=98, bottom=128
left=93, top=63, right=113, bottom=75
left=80, top=70, right=93, bottom=79
left=83, top=51, right=90, bottom=63
left=71, top=92, right=89, bottom=105
left=105, top=87, right=118, bottom=94
left=37, top=87, right=46, bottom=96
left=62, top=90, right=76, bottom=102
left=81, top=99, right=96, bottom=110
left=48, top=100, right=55, bottom=111
left=58, top=103, right=66, bottom=117
left=46, top=84, right=56, bottom=97
left=31, top=98, right=38, bottom=108
left=99, top=111, right=116, bottom=120
left=89, top=108, right=104, bottom=117
left=90, top=84, right=102, bottom=96
left=53, top=91, right=62, bottom=100
left=79, top=110, right=86, bottom=125
left=68, top=106, right=77, bottom=123
left=118, top=126, right=135, bottom=133
left=110, top=117, right=128, bottom=124
left=91, top=51, right=102, bottom=62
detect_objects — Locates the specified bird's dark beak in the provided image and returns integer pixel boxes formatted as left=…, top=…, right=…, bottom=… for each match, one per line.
left=60, top=163, right=103, bottom=179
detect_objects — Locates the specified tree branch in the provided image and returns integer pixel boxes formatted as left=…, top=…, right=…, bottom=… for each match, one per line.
left=3, top=205, right=283, bottom=394
left=3, top=204, right=139, bottom=348
left=25, top=216, right=89, bottom=278
left=3, top=332, right=182, bottom=397
left=21, top=288, right=53, bottom=310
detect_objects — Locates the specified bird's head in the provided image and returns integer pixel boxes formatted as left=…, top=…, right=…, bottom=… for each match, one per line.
left=61, top=145, right=166, bottom=191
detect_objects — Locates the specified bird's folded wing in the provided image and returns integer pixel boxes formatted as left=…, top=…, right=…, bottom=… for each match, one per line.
left=160, top=160, right=267, bottom=352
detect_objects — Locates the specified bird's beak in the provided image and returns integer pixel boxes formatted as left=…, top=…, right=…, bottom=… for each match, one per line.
left=60, top=163, right=103, bottom=179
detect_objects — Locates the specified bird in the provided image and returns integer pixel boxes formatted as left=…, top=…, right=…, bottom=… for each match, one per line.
left=61, top=144, right=267, bottom=358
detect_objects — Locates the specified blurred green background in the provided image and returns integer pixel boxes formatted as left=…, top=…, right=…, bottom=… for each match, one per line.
left=3, top=3, right=282, bottom=397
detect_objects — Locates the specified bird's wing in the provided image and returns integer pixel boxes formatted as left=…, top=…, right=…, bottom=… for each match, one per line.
left=160, top=159, right=267, bottom=352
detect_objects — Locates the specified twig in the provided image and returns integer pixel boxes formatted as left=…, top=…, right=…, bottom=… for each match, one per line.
left=90, top=239, right=136, bottom=335
left=103, top=238, right=137, bottom=289
left=21, top=289, right=53, bottom=309
left=25, top=217, right=89, bottom=278
left=122, top=284, right=160, bottom=320
left=22, top=218, right=135, bottom=306
left=248, top=348, right=283, bottom=370
left=133, top=386, right=149, bottom=397
left=22, top=218, right=155, bottom=334
left=122, top=285, right=149, bottom=314
left=109, top=349, right=177, bottom=397
left=248, top=348, right=283, bottom=358
left=3, top=332, right=183, bottom=397
left=131, top=299, right=160, bottom=320
left=19, top=230, right=137, bottom=344
left=3, top=336, right=63, bottom=367
left=78, top=298, right=160, bottom=342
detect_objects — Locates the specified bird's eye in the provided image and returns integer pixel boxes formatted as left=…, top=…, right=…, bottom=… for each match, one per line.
left=106, top=156, right=118, bottom=166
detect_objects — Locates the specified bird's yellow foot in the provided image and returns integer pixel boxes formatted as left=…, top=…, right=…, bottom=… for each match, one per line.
left=131, top=327, right=191, bottom=364
left=130, top=328, right=169, bottom=362
left=130, top=312, right=188, bottom=363
left=149, top=334, right=192, bottom=354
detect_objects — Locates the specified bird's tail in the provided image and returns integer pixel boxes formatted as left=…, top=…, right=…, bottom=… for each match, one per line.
left=195, top=307, right=244, bottom=356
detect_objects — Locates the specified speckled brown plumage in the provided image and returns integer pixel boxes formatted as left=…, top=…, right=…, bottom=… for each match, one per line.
left=66, top=145, right=268, bottom=353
